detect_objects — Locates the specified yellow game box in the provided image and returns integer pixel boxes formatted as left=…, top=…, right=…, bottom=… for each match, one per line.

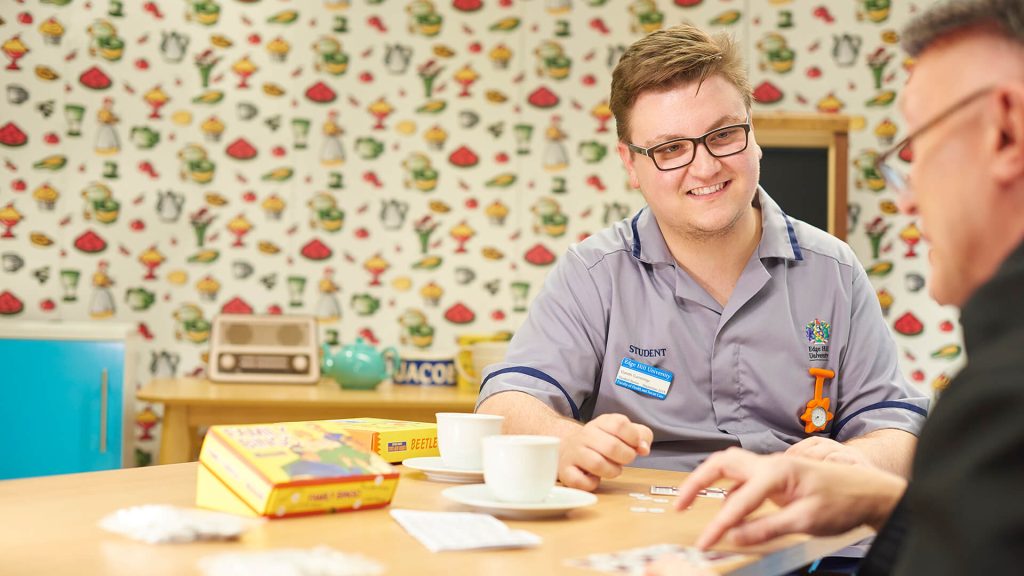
left=329, top=418, right=439, bottom=463
left=196, top=420, right=399, bottom=519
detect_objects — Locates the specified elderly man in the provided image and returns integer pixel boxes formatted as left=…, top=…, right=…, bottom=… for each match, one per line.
left=652, top=1, right=1024, bottom=574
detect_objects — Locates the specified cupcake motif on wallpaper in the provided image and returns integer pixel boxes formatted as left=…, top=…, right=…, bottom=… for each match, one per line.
left=261, top=194, right=286, bottom=221
left=32, top=183, right=59, bottom=211
left=489, top=43, right=512, bottom=70
left=39, top=17, right=65, bottom=46
left=201, top=116, right=225, bottom=142
left=196, top=275, right=220, bottom=302
left=420, top=281, right=444, bottom=307
left=266, top=36, right=291, bottom=63
left=874, top=118, right=898, bottom=146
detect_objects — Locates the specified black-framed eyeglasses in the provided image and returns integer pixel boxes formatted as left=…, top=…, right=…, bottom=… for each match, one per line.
left=626, top=115, right=752, bottom=171
left=875, top=86, right=994, bottom=195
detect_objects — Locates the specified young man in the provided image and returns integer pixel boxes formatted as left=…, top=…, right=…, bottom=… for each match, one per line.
left=476, top=24, right=928, bottom=492
left=652, top=1, right=1024, bottom=574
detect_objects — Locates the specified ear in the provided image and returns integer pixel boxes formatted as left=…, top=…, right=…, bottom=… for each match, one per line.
left=616, top=141, right=641, bottom=189
left=992, top=85, right=1024, bottom=185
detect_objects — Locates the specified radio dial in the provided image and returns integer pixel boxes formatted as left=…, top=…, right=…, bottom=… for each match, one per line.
left=219, top=353, right=237, bottom=371
left=291, top=354, right=309, bottom=373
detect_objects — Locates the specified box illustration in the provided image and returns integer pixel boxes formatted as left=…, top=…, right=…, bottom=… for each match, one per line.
left=329, top=418, right=439, bottom=463
left=196, top=420, right=399, bottom=518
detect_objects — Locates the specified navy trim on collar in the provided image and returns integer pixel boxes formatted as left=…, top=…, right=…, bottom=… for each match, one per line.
left=630, top=210, right=643, bottom=260
left=783, top=214, right=804, bottom=261
left=480, top=366, right=581, bottom=420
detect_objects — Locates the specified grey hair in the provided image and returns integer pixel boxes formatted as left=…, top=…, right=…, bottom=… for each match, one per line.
left=902, top=0, right=1024, bottom=56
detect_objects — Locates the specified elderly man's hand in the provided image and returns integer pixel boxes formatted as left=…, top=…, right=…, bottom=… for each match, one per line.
left=785, top=436, right=872, bottom=467
left=674, top=447, right=906, bottom=549
left=558, top=413, right=653, bottom=491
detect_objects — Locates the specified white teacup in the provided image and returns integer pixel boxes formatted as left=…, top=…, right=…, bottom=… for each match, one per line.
left=482, top=435, right=560, bottom=503
left=435, top=412, right=504, bottom=470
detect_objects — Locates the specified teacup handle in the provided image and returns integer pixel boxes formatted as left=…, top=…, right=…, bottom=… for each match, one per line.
left=381, top=346, right=399, bottom=380
left=455, top=348, right=477, bottom=387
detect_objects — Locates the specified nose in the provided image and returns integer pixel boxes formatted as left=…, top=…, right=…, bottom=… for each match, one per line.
left=686, top=142, right=722, bottom=180
left=896, top=188, right=918, bottom=215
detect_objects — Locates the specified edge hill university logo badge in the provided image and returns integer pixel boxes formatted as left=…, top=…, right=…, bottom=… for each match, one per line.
left=805, top=319, right=831, bottom=363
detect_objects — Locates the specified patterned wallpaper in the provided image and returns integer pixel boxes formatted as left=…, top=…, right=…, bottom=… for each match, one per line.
left=0, top=0, right=962, bottom=465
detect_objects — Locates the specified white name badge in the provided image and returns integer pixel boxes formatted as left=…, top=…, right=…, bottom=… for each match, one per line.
left=614, top=358, right=673, bottom=400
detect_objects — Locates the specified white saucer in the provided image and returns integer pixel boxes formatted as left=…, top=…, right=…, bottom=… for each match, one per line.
left=441, top=484, right=597, bottom=519
left=403, top=457, right=484, bottom=483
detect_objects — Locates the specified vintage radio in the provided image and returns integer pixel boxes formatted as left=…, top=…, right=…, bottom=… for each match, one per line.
left=208, top=315, right=320, bottom=384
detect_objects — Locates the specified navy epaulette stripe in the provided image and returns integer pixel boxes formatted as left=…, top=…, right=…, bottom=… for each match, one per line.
left=480, top=366, right=581, bottom=420
left=783, top=213, right=804, bottom=261
left=630, top=209, right=643, bottom=259
left=831, top=400, right=928, bottom=438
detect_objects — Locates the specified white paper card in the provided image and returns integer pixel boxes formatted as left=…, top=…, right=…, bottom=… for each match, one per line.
left=390, top=509, right=541, bottom=552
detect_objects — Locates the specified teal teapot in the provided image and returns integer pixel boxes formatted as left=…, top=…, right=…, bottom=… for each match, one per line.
left=321, top=338, right=398, bottom=390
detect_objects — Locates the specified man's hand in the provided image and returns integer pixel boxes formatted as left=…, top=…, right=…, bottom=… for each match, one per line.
left=559, top=413, right=653, bottom=491
left=674, top=447, right=906, bottom=549
left=785, top=436, right=871, bottom=467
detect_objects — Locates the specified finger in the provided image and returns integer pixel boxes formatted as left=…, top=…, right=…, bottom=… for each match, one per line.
left=695, top=470, right=786, bottom=549
left=593, top=414, right=651, bottom=452
left=787, top=440, right=841, bottom=462
left=784, top=437, right=825, bottom=456
left=575, top=445, right=626, bottom=479
left=558, top=464, right=600, bottom=492
left=725, top=500, right=823, bottom=546
left=674, top=449, right=752, bottom=511
left=585, top=425, right=646, bottom=466
left=823, top=451, right=860, bottom=466
left=635, top=424, right=654, bottom=455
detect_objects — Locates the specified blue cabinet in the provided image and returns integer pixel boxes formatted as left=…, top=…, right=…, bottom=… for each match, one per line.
left=0, top=322, right=136, bottom=480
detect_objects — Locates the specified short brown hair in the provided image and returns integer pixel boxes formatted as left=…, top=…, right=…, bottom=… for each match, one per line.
left=902, top=0, right=1024, bottom=56
left=610, top=23, right=752, bottom=142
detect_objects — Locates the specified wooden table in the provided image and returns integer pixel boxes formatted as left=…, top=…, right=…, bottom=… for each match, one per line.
left=138, top=378, right=479, bottom=465
left=0, top=463, right=871, bottom=575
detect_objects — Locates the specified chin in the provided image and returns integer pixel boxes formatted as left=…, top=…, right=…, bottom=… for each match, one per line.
left=928, top=277, right=965, bottom=308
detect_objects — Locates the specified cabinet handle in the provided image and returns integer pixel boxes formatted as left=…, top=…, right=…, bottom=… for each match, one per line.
left=99, top=368, right=108, bottom=454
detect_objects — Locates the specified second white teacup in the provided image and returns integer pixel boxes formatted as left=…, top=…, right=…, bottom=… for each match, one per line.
left=482, top=435, right=560, bottom=503
left=435, top=412, right=504, bottom=470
